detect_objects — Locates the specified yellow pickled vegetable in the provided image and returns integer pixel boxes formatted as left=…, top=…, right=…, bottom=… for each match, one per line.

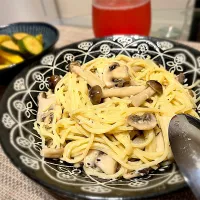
left=0, top=50, right=24, bottom=64
left=0, top=35, right=11, bottom=44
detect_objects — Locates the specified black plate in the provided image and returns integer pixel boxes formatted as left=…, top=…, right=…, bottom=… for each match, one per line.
left=0, top=35, right=199, bottom=199
left=0, top=22, right=59, bottom=84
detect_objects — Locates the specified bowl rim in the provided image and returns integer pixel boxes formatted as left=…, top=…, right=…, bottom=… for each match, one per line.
left=1, top=34, right=196, bottom=199
left=0, top=21, right=59, bottom=72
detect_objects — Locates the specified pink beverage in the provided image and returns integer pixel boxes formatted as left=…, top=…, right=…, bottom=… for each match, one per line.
left=92, top=0, right=151, bottom=37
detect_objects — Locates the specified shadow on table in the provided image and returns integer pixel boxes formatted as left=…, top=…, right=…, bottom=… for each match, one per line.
left=45, top=187, right=196, bottom=200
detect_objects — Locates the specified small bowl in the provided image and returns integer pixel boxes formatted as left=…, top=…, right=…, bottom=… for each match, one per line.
left=0, top=22, right=59, bottom=84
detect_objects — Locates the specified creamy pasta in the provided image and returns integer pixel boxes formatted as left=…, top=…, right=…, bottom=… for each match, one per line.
left=34, top=55, right=199, bottom=179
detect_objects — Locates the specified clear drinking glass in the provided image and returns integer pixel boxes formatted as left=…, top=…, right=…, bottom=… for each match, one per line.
left=92, top=0, right=151, bottom=37
left=150, top=0, right=195, bottom=40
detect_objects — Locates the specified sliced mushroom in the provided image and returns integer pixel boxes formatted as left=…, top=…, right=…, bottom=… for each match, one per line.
left=42, top=104, right=62, bottom=124
left=84, top=150, right=100, bottom=168
left=42, top=112, right=54, bottom=124
left=37, top=92, right=56, bottom=121
left=176, top=73, right=185, bottom=84
left=37, top=92, right=62, bottom=124
left=127, top=113, right=157, bottom=130
left=40, top=148, right=64, bottom=158
left=132, top=65, right=143, bottom=72
left=132, top=135, right=145, bottom=144
left=147, top=80, right=163, bottom=95
left=69, top=61, right=105, bottom=88
left=109, top=62, right=119, bottom=70
left=102, top=85, right=147, bottom=98
left=129, top=130, right=140, bottom=140
left=74, top=162, right=83, bottom=168
left=89, top=85, right=103, bottom=105
left=123, top=171, right=140, bottom=179
left=124, top=167, right=152, bottom=179
left=103, top=62, right=130, bottom=88
left=95, top=153, right=117, bottom=175
left=131, top=80, right=163, bottom=107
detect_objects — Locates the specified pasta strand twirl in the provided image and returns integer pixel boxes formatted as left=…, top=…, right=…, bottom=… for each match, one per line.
left=34, top=55, right=199, bottom=179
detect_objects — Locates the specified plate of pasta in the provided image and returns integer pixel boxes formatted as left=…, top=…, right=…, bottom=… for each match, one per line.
left=0, top=35, right=200, bottom=199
